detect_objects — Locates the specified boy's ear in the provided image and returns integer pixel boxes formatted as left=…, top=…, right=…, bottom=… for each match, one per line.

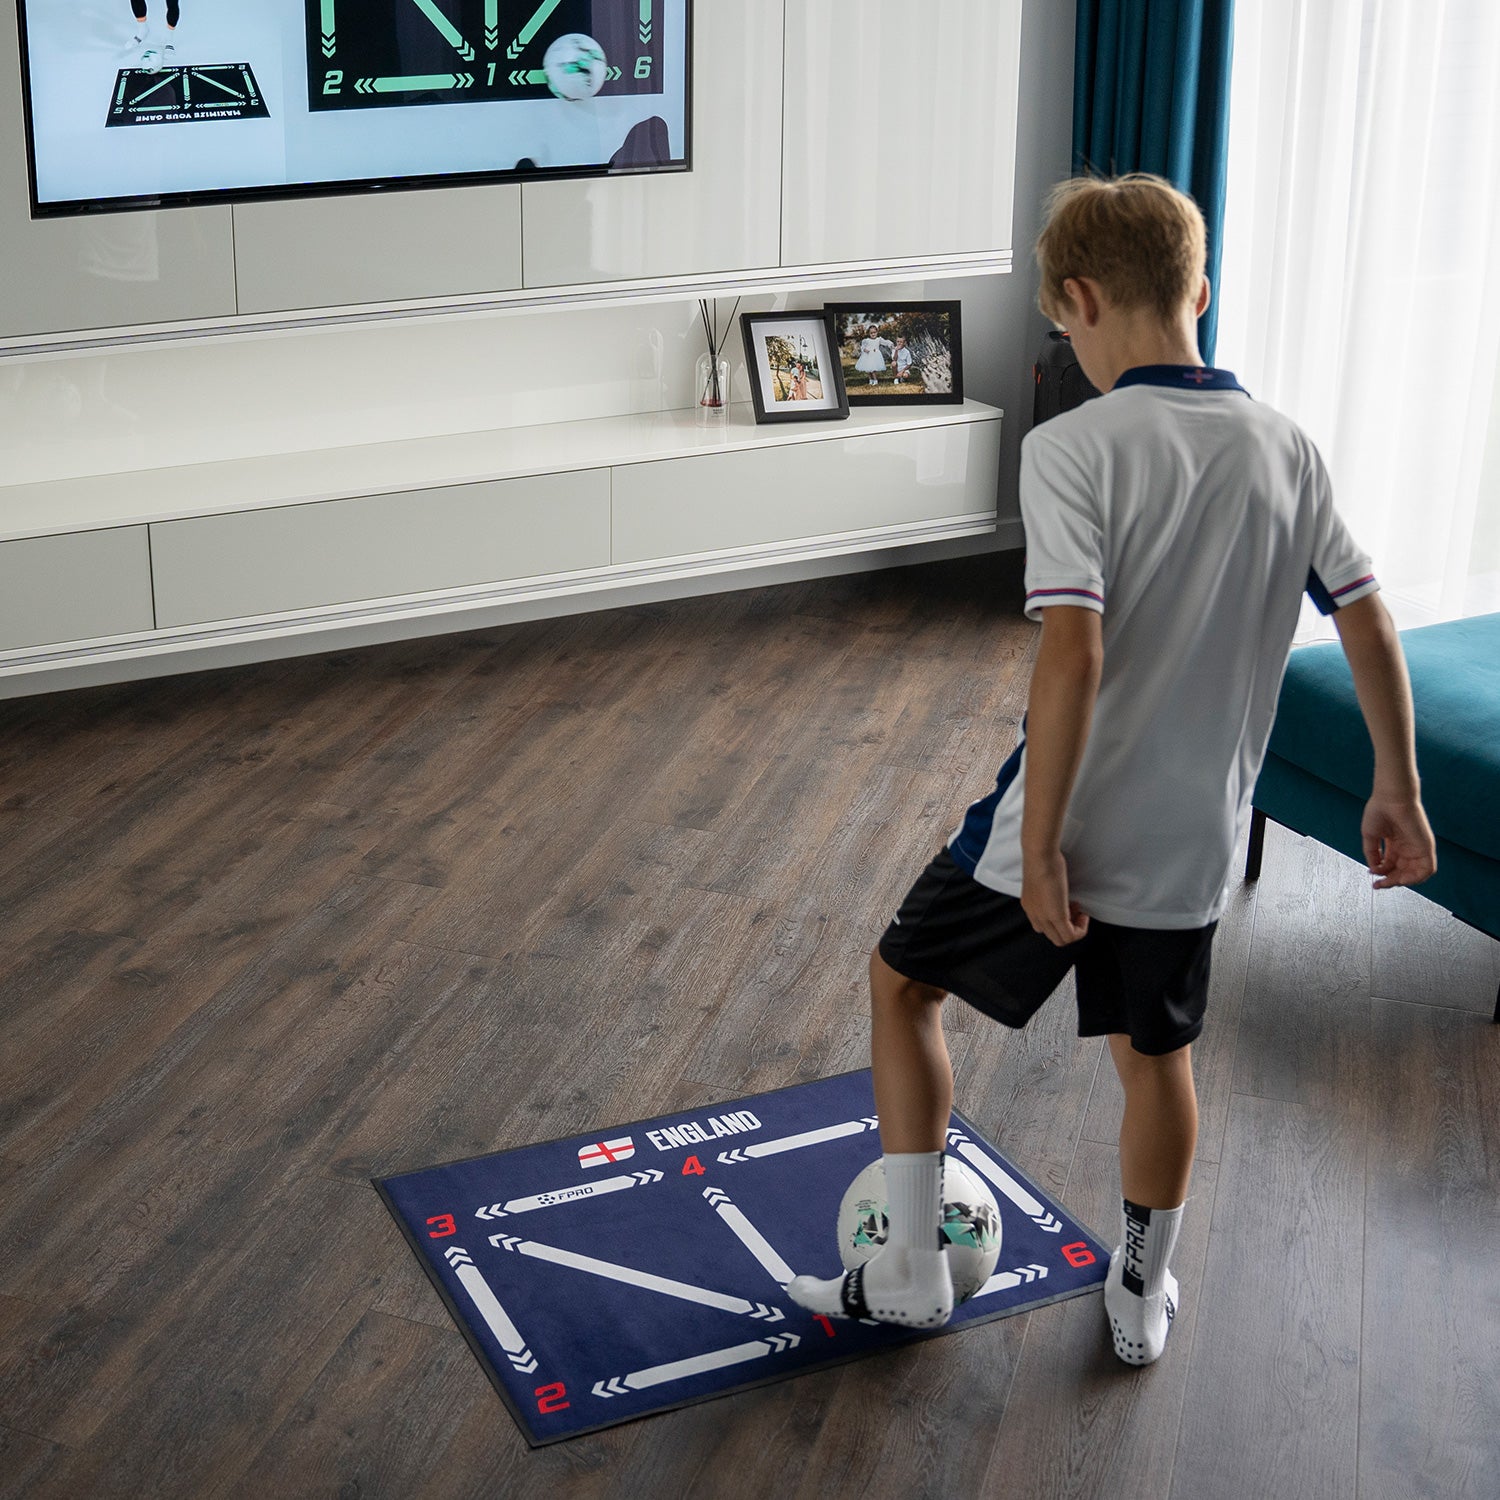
left=1061, top=276, right=1103, bottom=329
left=1195, top=275, right=1212, bottom=319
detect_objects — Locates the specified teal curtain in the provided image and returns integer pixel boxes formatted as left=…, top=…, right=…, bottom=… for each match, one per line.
left=1072, top=0, right=1235, bottom=362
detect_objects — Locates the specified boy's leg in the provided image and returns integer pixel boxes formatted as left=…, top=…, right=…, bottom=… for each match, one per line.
left=869, top=947, right=951, bottom=1153
left=1104, top=1036, right=1196, bottom=1365
left=786, top=948, right=955, bottom=1328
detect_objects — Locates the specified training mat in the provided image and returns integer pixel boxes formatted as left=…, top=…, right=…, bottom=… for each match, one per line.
left=375, top=1070, right=1109, bottom=1445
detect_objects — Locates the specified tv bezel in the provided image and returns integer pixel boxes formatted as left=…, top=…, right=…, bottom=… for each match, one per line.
left=14, top=0, right=694, bottom=218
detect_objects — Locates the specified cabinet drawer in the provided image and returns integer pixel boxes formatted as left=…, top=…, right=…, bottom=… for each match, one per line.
left=611, top=422, right=999, bottom=564
left=150, top=470, right=610, bottom=627
left=0, top=527, right=154, bottom=651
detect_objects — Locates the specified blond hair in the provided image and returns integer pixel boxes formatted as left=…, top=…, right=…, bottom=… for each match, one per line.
left=1035, top=173, right=1206, bottom=325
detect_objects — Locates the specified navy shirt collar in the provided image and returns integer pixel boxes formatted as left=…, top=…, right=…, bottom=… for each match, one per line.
left=1114, top=364, right=1248, bottom=394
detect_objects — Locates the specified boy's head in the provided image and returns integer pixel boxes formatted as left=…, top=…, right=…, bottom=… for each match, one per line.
left=1036, top=173, right=1207, bottom=330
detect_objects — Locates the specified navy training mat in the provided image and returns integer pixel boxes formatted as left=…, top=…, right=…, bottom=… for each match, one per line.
left=375, top=1069, right=1109, bottom=1445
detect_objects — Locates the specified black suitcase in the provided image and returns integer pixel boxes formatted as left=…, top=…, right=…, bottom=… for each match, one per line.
left=1032, top=331, right=1100, bottom=425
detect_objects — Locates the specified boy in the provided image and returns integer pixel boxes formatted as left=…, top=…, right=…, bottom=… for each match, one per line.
left=789, top=174, right=1436, bottom=1364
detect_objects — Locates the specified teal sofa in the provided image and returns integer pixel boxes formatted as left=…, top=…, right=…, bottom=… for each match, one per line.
left=1246, top=612, right=1500, bottom=1021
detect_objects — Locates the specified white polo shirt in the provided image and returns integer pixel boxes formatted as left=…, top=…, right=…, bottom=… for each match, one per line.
left=950, top=365, right=1378, bottom=929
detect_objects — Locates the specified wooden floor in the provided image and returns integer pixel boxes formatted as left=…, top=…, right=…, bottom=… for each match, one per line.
left=1, top=553, right=1497, bottom=1500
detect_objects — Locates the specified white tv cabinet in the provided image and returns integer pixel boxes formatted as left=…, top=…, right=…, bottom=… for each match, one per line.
left=0, top=400, right=1005, bottom=699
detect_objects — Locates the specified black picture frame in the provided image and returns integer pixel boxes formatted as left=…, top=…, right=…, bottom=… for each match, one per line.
left=825, top=301, right=964, bottom=405
left=739, top=310, right=850, bottom=424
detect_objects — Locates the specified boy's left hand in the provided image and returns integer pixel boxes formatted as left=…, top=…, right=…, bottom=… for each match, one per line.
left=1021, top=850, right=1090, bottom=946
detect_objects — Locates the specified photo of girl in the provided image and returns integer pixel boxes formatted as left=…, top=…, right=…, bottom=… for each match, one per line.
left=827, top=302, right=964, bottom=405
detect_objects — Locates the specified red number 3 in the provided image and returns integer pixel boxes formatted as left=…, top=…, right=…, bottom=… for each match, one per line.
left=426, top=1214, right=457, bottom=1238
left=1060, top=1241, right=1096, bottom=1268
left=536, top=1382, right=570, bottom=1413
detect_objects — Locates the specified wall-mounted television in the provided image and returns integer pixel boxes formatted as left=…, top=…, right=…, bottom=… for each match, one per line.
left=17, top=0, right=691, bottom=217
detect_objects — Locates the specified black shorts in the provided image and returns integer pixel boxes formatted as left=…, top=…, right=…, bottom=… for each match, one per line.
left=877, top=847, right=1216, bottom=1055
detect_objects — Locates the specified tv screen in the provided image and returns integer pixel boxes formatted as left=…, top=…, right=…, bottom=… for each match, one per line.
left=17, top=0, right=691, bottom=217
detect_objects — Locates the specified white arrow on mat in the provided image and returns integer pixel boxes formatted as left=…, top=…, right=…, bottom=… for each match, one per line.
left=475, top=1169, right=663, bottom=1219
left=489, top=1235, right=784, bottom=1321
left=702, top=1185, right=795, bottom=1286
left=971, top=1262, right=1049, bottom=1298
left=716, top=1116, right=877, bottom=1166
left=591, top=1332, right=801, bottom=1397
left=449, top=1260, right=539, bottom=1372
left=955, top=1142, right=1064, bottom=1232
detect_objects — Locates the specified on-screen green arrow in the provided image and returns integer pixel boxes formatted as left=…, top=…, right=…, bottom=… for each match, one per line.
left=508, top=68, right=547, bottom=85
left=372, top=73, right=461, bottom=92
left=195, top=70, right=244, bottom=99
left=508, top=0, right=564, bottom=57
left=485, top=0, right=499, bottom=47
left=321, top=0, right=336, bottom=40
left=129, top=73, right=176, bottom=105
left=409, top=0, right=474, bottom=58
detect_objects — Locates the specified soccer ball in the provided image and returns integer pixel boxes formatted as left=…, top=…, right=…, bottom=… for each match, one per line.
left=542, top=34, right=607, bottom=101
left=838, top=1157, right=1002, bottom=1302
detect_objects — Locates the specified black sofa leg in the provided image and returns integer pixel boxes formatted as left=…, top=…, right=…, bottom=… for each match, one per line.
left=1245, top=808, right=1267, bottom=882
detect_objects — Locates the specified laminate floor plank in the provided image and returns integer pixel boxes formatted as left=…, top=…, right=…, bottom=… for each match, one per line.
left=0, top=803, right=401, bottom=1167
left=1171, top=1093, right=1367, bottom=1500
left=1358, top=999, right=1500, bottom=1500
left=23, top=1176, right=396, bottom=1499
left=0, top=1425, right=64, bottom=1500
left=983, top=1142, right=1219, bottom=1500
left=951, top=983, right=1106, bottom=1214
left=1230, top=822, right=1373, bottom=1110
left=1370, top=883, right=1500, bottom=1016
left=223, top=1310, right=489, bottom=1500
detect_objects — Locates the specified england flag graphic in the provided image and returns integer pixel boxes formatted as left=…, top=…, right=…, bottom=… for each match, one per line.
left=578, top=1136, right=635, bottom=1169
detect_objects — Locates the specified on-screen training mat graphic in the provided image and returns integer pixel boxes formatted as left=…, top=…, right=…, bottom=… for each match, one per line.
left=375, top=1071, right=1110, bottom=1446
left=17, top=0, right=691, bottom=217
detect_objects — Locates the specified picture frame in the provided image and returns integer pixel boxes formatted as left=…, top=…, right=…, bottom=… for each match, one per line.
left=739, top=311, right=850, bottom=424
left=825, top=301, right=964, bottom=405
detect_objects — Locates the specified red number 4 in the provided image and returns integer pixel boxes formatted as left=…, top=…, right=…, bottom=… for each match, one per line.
left=681, top=1156, right=706, bottom=1176
left=1060, top=1241, right=1096, bottom=1268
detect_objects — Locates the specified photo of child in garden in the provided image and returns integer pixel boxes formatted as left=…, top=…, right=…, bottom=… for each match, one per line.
left=830, top=305, right=961, bottom=403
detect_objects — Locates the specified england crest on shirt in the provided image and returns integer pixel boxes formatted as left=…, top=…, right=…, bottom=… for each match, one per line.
left=577, top=1136, right=635, bottom=1169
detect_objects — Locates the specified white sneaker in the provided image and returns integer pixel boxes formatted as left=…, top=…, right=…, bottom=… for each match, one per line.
left=139, top=45, right=161, bottom=71
left=1104, top=1244, right=1178, bottom=1366
left=162, top=38, right=176, bottom=65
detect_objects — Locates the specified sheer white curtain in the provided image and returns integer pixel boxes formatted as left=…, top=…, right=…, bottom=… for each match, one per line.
left=1216, top=0, right=1500, bottom=630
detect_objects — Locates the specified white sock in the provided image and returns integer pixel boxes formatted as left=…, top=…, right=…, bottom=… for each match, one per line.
left=788, top=1152, right=952, bottom=1328
left=1121, top=1197, right=1181, bottom=1297
left=1104, top=1198, right=1183, bottom=1365
left=883, top=1151, right=943, bottom=1249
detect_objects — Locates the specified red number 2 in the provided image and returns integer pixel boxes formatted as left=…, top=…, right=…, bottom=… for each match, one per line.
left=426, top=1213, right=457, bottom=1239
left=1060, top=1241, right=1096, bottom=1268
left=536, top=1382, right=570, bottom=1413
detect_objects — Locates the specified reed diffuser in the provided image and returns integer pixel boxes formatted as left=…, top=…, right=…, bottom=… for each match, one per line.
left=695, top=295, right=739, bottom=426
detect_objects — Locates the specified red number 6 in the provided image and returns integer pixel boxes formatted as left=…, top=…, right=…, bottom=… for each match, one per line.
left=1060, top=1241, right=1096, bottom=1268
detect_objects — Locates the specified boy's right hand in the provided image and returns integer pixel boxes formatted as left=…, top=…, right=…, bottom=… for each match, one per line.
left=1361, top=795, right=1437, bottom=888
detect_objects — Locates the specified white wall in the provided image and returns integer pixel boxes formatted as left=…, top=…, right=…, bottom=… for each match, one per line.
left=0, top=1, right=1074, bottom=526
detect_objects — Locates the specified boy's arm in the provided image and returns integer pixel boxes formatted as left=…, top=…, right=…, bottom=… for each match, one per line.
left=1020, top=605, right=1104, bottom=945
left=1330, top=594, right=1437, bottom=888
